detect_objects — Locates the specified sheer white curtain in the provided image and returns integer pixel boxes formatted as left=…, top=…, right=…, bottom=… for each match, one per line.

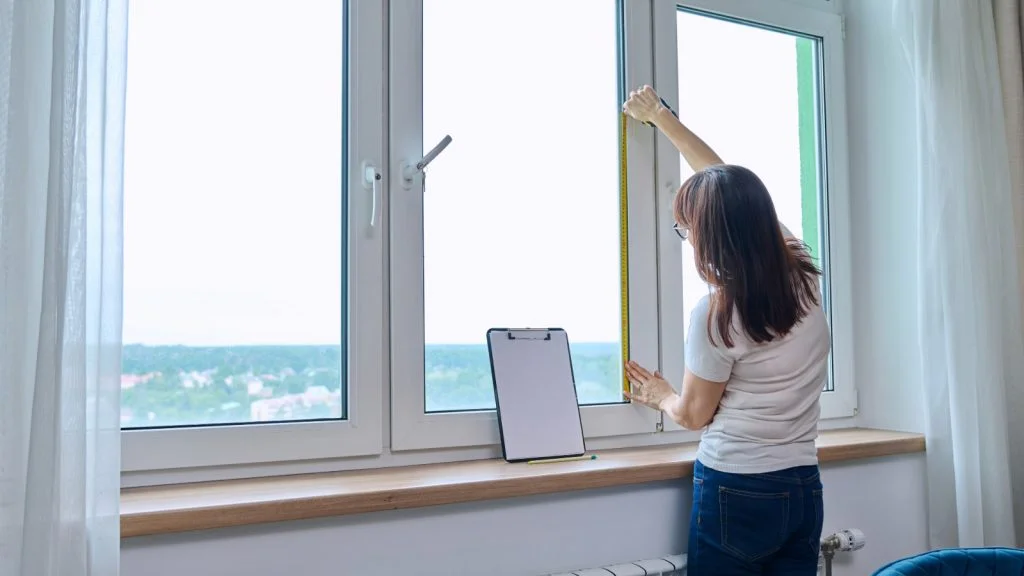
left=0, top=0, right=127, bottom=574
left=894, top=0, right=1024, bottom=549
left=992, top=0, right=1024, bottom=548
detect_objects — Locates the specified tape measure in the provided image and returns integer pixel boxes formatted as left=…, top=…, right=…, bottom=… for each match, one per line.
left=618, top=98, right=677, bottom=394
left=619, top=111, right=631, bottom=395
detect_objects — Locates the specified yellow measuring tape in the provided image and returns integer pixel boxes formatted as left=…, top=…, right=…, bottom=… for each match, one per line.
left=618, top=99, right=675, bottom=395
left=618, top=111, right=630, bottom=395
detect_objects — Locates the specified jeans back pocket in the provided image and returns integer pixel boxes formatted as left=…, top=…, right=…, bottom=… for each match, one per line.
left=719, top=486, right=790, bottom=562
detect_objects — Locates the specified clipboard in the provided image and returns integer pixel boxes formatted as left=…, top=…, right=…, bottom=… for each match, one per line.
left=486, top=328, right=586, bottom=463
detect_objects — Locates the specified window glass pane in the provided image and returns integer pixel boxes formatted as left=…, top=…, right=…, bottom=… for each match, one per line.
left=423, top=0, right=623, bottom=412
left=676, top=10, right=830, bottom=388
left=121, top=0, right=345, bottom=428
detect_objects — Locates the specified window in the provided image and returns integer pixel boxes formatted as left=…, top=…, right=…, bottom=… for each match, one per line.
left=122, top=0, right=345, bottom=428
left=654, top=0, right=855, bottom=423
left=390, top=0, right=662, bottom=450
left=120, top=0, right=384, bottom=471
left=675, top=10, right=826, bottom=378
left=122, top=0, right=855, bottom=478
left=421, top=1, right=621, bottom=412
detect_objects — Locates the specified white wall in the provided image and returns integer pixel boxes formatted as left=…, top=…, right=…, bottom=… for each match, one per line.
left=842, top=0, right=925, bottom=434
left=121, top=454, right=926, bottom=576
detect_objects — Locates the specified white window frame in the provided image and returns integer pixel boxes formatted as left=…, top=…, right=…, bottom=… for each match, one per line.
left=389, top=0, right=663, bottom=452
left=121, top=0, right=385, bottom=471
left=651, top=0, right=857, bottom=430
left=121, top=0, right=856, bottom=478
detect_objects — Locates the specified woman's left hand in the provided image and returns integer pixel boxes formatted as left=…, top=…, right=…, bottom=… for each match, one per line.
left=622, top=85, right=667, bottom=125
left=624, top=360, right=677, bottom=411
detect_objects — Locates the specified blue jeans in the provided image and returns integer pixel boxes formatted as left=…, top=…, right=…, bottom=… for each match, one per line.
left=688, top=459, right=824, bottom=575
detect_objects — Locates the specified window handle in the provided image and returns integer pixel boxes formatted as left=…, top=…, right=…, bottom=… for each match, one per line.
left=402, top=135, right=452, bottom=190
left=362, top=162, right=381, bottom=229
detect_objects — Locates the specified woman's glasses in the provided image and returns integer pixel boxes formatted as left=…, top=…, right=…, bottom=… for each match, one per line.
left=673, top=223, right=688, bottom=240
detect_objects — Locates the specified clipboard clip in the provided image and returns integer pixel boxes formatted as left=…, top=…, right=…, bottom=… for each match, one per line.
left=507, top=329, right=552, bottom=341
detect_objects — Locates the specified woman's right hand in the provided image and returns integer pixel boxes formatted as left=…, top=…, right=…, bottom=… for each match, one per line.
left=623, top=85, right=667, bottom=125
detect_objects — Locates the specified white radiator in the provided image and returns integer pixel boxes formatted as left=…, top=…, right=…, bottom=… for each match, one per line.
left=545, top=552, right=830, bottom=576
left=547, top=554, right=687, bottom=576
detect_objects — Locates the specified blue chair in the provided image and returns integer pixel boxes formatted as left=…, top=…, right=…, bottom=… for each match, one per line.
left=873, top=548, right=1024, bottom=575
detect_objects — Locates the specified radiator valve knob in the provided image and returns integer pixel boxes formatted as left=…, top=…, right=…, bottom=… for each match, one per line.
left=822, top=528, right=866, bottom=553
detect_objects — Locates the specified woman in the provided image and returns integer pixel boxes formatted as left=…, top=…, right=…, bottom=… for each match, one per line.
left=622, top=85, right=830, bottom=575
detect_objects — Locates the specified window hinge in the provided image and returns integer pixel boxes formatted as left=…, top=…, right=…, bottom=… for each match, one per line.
left=656, top=414, right=664, bottom=432
left=841, top=16, right=847, bottom=40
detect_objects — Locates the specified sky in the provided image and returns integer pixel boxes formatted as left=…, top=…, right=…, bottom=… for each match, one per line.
left=122, top=0, right=343, bottom=346
left=676, top=11, right=807, bottom=336
left=121, top=1, right=812, bottom=347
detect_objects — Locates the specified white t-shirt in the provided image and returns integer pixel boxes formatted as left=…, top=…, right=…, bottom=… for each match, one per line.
left=687, top=249, right=831, bottom=475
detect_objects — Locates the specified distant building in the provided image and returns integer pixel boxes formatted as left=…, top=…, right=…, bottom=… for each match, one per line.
left=247, top=379, right=264, bottom=395
left=249, top=386, right=343, bottom=422
left=120, top=372, right=157, bottom=389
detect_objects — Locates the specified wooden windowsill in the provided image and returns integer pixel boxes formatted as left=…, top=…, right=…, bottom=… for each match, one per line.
left=121, top=428, right=924, bottom=539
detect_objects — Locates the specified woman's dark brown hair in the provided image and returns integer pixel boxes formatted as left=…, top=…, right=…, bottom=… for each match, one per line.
left=675, top=164, right=821, bottom=348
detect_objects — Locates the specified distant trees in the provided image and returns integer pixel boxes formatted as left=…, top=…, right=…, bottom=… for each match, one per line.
left=120, top=342, right=621, bottom=427
left=121, top=344, right=342, bottom=427
left=423, top=342, right=621, bottom=411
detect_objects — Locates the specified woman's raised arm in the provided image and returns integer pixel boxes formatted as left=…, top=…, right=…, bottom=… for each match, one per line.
left=623, top=85, right=723, bottom=172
